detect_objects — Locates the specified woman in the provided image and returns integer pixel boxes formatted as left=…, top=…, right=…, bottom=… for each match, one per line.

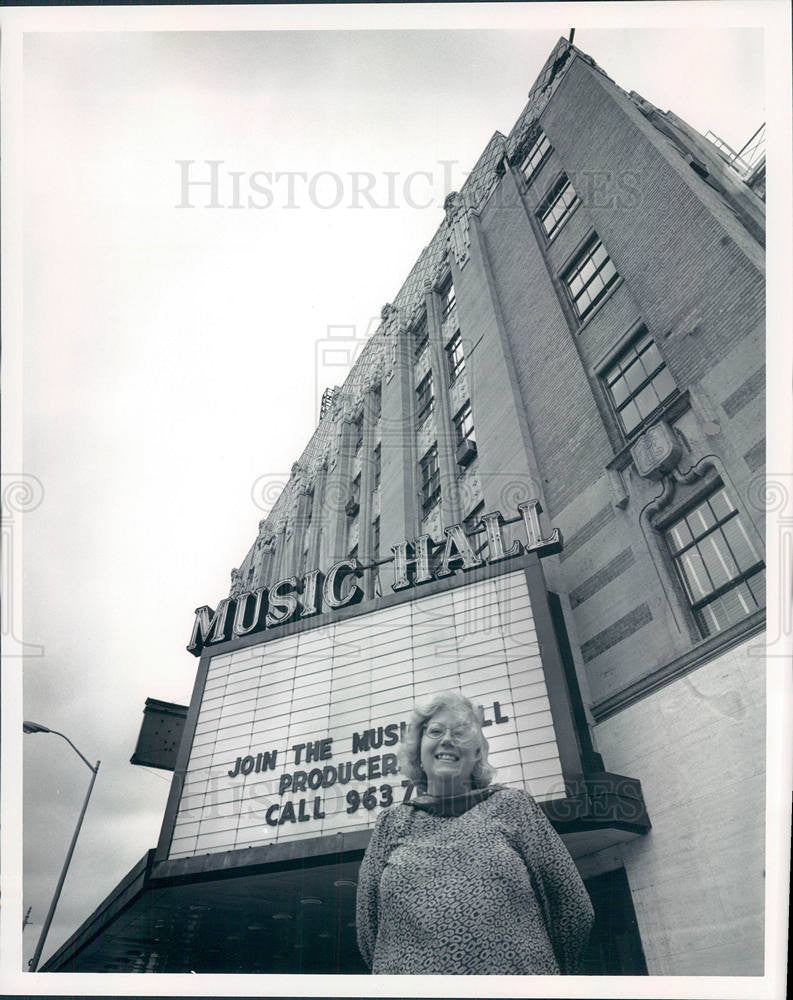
left=356, top=691, right=594, bottom=974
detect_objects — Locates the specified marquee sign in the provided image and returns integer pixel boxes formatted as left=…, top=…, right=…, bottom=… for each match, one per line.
left=187, top=500, right=561, bottom=656
left=222, top=700, right=511, bottom=830
left=167, top=567, right=567, bottom=859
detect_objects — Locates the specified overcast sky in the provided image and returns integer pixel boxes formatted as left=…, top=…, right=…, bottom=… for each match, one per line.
left=7, top=3, right=775, bottom=974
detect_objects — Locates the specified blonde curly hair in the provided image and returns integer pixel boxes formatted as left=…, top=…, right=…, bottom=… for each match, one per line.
left=397, top=690, right=497, bottom=790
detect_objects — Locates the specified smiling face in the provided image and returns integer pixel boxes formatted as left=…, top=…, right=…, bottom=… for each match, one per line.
left=419, top=707, right=481, bottom=797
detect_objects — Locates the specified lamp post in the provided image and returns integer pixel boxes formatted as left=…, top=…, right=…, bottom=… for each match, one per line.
left=23, top=721, right=100, bottom=972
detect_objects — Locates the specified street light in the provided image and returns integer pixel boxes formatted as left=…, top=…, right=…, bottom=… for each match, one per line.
left=23, top=721, right=100, bottom=972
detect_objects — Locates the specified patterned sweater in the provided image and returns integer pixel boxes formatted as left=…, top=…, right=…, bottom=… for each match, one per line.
left=356, top=785, right=594, bottom=975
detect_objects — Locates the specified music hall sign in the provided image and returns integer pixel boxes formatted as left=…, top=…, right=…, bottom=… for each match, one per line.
left=187, top=500, right=562, bottom=655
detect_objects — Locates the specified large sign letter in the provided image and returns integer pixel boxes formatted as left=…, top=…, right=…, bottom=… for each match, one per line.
left=323, top=559, right=363, bottom=609
left=518, top=499, right=563, bottom=556
left=232, top=588, right=268, bottom=637
left=391, top=535, right=434, bottom=591
left=187, top=599, right=235, bottom=656
left=435, top=523, right=484, bottom=577
left=480, top=510, right=523, bottom=562
left=266, top=578, right=300, bottom=627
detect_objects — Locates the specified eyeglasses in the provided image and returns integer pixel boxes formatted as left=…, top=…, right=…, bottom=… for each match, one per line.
left=423, top=722, right=476, bottom=743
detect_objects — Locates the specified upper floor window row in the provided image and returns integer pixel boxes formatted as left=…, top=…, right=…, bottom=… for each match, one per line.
left=564, top=235, right=619, bottom=321
left=520, top=130, right=552, bottom=185
left=538, top=174, right=580, bottom=239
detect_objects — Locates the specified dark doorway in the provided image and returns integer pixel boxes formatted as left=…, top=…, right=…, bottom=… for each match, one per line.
left=581, top=867, right=648, bottom=974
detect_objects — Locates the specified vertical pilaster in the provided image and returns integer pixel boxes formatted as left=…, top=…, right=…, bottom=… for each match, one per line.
left=306, top=462, right=327, bottom=571
left=425, top=277, right=462, bottom=525
left=291, top=487, right=312, bottom=577
left=271, top=520, right=288, bottom=582
left=323, top=414, right=354, bottom=565
left=463, top=207, right=547, bottom=515
left=359, top=384, right=379, bottom=598
left=379, top=307, right=416, bottom=548
left=253, top=523, right=271, bottom=588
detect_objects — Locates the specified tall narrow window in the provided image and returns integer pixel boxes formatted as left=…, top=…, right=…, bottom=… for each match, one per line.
left=453, top=400, right=475, bottom=447
left=445, top=330, right=466, bottom=385
left=564, top=235, right=619, bottom=321
left=353, top=415, right=364, bottom=454
left=372, top=385, right=382, bottom=422
left=346, top=474, right=361, bottom=518
left=372, top=517, right=381, bottom=559
left=416, top=370, right=434, bottom=429
left=538, top=174, right=580, bottom=238
left=520, top=130, right=552, bottom=184
left=440, top=277, right=456, bottom=319
left=419, top=444, right=441, bottom=515
left=665, top=487, right=765, bottom=638
left=373, top=443, right=382, bottom=490
left=414, top=317, right=429, bottom=364
left=603, top=331, right=677, bottom=437
left=453, top=400, right=477, bottom=467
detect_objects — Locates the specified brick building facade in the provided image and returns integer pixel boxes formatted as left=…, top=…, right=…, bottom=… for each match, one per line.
left=45, top=38, right=765, bottom=976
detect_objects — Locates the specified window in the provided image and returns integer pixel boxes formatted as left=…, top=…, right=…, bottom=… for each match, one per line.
left=665, top=487, right=765, bottom=638
left=538, top=174, right=580, bottom=238
left=373, top=443, right=381, bottom=490
left=414, top=317, right=429, bottom=364
left=520, top=130, right=552, bottom=184
left=416, top=370, right=434, bottom=429
left=372, top=385, right=382, bottom=422
left=353, top=415, right=364, bottom=454
left=453, top=400, right=475, bottom=447
left=345, top=472, right=361, bottom=519
left=419, top=444, right=441, bottom=514
left=445, top=330, right=466, bottom=385
left=372, top=517, right=380, bottom=558
left=603, top=332, right=677, bottom=437
left=440, top=277, right=456, bottom=319
left=564, top=235, right=619, bottom=320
